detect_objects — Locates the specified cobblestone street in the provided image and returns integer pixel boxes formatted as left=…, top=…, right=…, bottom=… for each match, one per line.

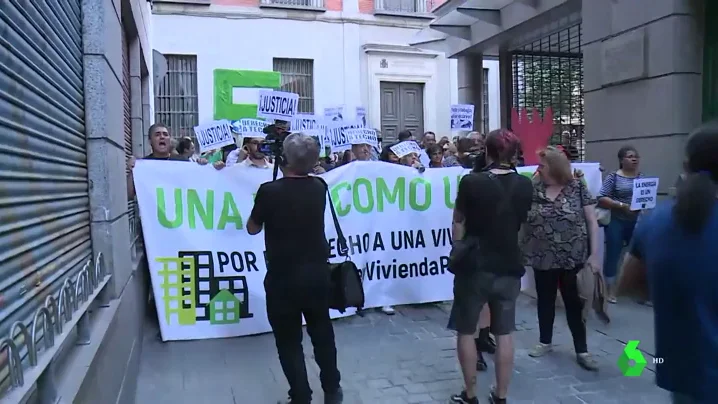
left=136, top=295, right=666, bottom=404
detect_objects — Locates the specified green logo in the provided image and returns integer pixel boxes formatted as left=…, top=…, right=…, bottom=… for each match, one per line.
left=618, top=340, right=647, bottom=376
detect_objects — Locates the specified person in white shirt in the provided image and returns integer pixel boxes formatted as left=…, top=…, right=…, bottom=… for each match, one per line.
left=419, top=131, right=437, bottom=167
left=221, top=136, right=274, bottom=170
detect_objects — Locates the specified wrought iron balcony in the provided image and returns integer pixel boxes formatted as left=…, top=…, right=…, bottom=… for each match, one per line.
left=374, top=0, right=434, bottom=16
left=259, top=0, right=325, bottom=10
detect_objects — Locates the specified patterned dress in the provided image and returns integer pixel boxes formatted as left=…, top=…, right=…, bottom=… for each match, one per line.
left=522, top=179, right=596, bottom=270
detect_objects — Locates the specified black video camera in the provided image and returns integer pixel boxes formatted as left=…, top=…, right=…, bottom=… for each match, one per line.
left=260, top=121, right=289, bottom=158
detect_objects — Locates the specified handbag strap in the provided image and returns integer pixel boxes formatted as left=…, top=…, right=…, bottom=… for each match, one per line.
left=316, top=177, right=349, bottom=256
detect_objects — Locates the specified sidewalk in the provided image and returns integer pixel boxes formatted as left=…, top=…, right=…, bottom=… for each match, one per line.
left=135, top=295, right=667, bottom=404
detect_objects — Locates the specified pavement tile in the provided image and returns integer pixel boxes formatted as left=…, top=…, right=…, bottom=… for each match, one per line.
left=136, top=295, right=669, bottom=404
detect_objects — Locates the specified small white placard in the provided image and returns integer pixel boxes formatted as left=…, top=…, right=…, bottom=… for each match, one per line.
left=193, top=120, right=234, bottom=152
left=630, top=177, right=659, bottom=211
left=291, top=114, right=324, bottom=131
left=324, top=106, right=344, bottom=122
left=390, top=141, right=422, bottom=159
left=232, top=118, right=268, bottom=138
left=257, top=90, right=299, bottom=121
left=355, top=106, right=367, bottom=128
left=325, top=121, right=363, bottom=153
left=345, top=128, right=378, bottom=147
left=450, top=104, right=475, bottom=131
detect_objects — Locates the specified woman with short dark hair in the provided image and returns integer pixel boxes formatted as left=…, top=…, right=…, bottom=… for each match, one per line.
left=597, top=145, right=642, bottom=302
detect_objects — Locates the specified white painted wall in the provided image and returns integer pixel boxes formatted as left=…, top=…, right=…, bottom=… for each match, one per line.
left=484, top=59, right=500, bottom=132
left=151, top=11, right=501, bottom=135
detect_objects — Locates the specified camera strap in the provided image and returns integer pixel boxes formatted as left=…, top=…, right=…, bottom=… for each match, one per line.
left=316, top=177, right=350, bottom=257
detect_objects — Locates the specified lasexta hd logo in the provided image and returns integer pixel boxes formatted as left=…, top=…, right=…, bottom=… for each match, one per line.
left=617, top=340, right=648, bottom=376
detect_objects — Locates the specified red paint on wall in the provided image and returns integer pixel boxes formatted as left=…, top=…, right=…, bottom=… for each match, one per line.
left=511, top=107, right=554, bottom=166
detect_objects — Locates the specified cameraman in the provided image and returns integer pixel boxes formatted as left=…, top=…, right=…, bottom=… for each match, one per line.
left=246, top=133, right=343, bottom=404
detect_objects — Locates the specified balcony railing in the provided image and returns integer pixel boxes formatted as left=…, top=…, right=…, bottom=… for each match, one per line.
left=259, top=0, right=325, bottom=9
left=374, top=0, right=433, bottom=15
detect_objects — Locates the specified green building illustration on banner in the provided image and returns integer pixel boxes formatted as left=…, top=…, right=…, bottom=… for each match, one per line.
left=213, top=69, right=282, bottom=120
left=209, top=290, right=241, bottom=325
left=156, top=257, right=197, bottom=326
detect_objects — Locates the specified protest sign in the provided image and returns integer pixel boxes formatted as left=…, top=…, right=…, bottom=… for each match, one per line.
left=134, top=161, right=602, bottom=341
left=355, top=107, right=367, bottom=128
left=450, top=104, right=475, bottom=131
left=324, top=106, right=344, bottom=122
left=193, top=120, right=235, bottom=153
left=257, top=90, right=299, bottom=121
left=291, top=114, right=324, bottom=131
left=232, top=118, right=268, bottom=138
left=325, top=121, right=363, bottom=153
left=345, top=128, right=378, bottom=147
left=630, top=177, right=659, bottom=210
left=390, top=141, right=422, bottom=158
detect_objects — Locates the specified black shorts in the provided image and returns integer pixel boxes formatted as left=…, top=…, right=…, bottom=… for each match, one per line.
left=447, top=271, right=521, bottom=336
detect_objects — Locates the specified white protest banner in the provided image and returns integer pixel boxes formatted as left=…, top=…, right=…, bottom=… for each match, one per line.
left=450, top=104, right=475, bottom=131
left=325, top=121, right=363, bottom=153
left=134, top=161, right=602, bottom=341
left=631, top=177, right=659, bottom=210
left=345, top=128, right=378, bottom=147
left=390, top=141, right=422, bottom=158
left=257, top=90, right=299, bottom=121
left=193, top=120, right=235, bottom=153
left=324, top=106, right=344, bottom=122
left=291, top=114, right=324, bottom=131
left=232, top=118, right=268, bottom=138
left=355, top=107, right=367, bottom=128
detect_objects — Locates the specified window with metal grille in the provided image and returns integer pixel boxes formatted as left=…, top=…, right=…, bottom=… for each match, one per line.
left=272, top=58, right=314, bottom=114
left=482, top=68, right=489, bottom=134
left=374, top=0, right=431, bottom=13
left=154, top=55, right=199, bottom=139
left=511, top=24, right=584, bottom=161
left=259, top=0, right=324, bottom=8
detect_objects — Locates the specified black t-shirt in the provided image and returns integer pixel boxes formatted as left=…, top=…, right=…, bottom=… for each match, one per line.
left=143, top=154, right=188, bottom=161
left=455, top=171, right=533, bottom=277
left=250, top=177, right=330, bottom=271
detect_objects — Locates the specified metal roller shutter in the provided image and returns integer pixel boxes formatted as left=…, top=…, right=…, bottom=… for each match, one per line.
left=0, top=0, right=91, bottom=390
left=122, top=28, right=137, bottom=251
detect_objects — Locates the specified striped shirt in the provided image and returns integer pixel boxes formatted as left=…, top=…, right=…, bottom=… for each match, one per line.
left=599, top=172, right=642, bottom=220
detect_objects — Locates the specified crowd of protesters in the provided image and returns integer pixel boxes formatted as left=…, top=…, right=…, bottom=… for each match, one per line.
left=129, top=120, right=717, bottom=404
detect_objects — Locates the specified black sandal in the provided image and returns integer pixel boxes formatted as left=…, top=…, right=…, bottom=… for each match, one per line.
left=488, top=386, right=506, bottom=404
left=476, top=352, right=488, bottom=371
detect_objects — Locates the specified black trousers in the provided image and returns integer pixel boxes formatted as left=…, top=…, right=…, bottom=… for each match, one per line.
left=265, top=266, right=341, bottom=403
left=534, top=268, right=588, bottom=353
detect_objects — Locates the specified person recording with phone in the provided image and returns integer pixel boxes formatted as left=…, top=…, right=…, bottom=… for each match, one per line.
left=246, top=132, right=343, bottom=404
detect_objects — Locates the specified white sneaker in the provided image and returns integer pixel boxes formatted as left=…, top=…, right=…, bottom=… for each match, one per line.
left=528, top=343, right=553, bottom=357
left=381, top=306, right=395, bottom=315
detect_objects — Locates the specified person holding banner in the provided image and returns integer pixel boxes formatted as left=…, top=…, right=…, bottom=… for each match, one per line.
left=448, top=129, right=533, bottom=404
left=246, top=132, right=342, bottom=404
left=126, top=123, right=208, bottom=200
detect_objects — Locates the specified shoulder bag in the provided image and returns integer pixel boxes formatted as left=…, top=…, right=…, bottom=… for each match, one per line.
left=317, top=177, right=366, bottom=313
left=595, top=172, right=615, bottom=227
left=576, top=181, right=610, bottom=324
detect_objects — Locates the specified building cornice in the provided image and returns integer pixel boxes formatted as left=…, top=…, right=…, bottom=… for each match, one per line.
left=152, top=3, right=435, bottom=29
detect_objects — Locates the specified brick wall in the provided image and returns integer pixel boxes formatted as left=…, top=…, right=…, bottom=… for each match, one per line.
left=326, top=0, right=342, bottom=11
